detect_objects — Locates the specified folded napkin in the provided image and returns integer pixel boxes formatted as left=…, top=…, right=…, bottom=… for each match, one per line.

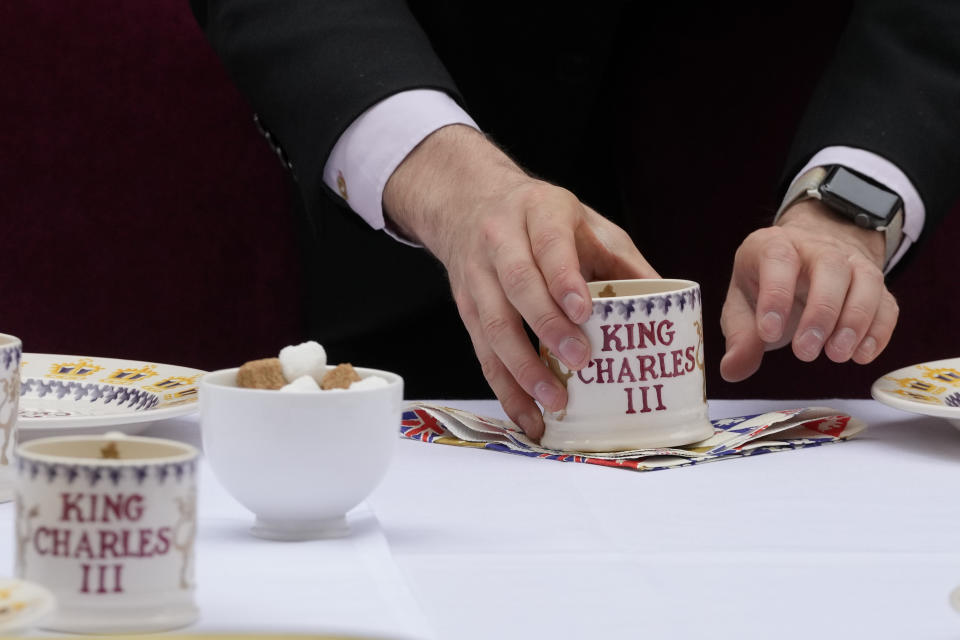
left=400, top=403, right=866, bottom=472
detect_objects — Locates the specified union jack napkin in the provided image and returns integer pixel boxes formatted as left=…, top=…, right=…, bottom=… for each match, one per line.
left=400, top=404, right=866, bottom=472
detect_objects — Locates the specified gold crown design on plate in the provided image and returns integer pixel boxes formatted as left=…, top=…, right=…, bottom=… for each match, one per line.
left=890, top=388, right=942, bottom=405
left=885, top=376, right=946, bottom=396
left=47, top=359, right=103, bottom=380
left=918, top=365, right=960, bottom=387
left=143, top=375, right=201, bottom=399
left=101, top=364, right=159, bottom=386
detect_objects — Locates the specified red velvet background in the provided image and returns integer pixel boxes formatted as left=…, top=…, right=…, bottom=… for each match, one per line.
left=2, top=2, right=301, bottom=371
left=3, top=3, right=957, bottom=397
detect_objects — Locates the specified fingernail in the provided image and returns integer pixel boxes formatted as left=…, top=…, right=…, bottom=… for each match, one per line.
left=830, top=327, right=857, bottom=359
left=796, top=328, right=824, bottom=361
left=563, top=292, right=587, bottom=323
left=856, top=336, right=878, bottom=360
left=759, top=311, right=783, bottom=341
left=534, top=380, right=563, bottom=410
left=558, top=336, right=588, bottom=368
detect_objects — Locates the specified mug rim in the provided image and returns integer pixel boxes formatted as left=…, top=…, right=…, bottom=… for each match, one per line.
left=588, top=278, right=698, bottom=301
left=0, top=333, right=21, bottom=348
left=17, top=434, right=198, bottom=466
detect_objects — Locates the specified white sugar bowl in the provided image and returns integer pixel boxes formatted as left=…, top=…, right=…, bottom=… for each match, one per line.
left=199, top=366, right=403, bottom=540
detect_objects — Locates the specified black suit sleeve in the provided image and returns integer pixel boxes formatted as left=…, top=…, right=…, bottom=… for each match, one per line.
left=190, top=0, right=461, bottom=218
left=784, top=0, right=960, bottom=235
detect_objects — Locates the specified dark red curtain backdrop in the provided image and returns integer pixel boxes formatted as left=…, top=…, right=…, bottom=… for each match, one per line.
left=2, top=2, right=301, bottom=370
left=2, top=2, right=957, bottom=397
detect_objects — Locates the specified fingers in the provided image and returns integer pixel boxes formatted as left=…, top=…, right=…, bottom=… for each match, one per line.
left=486, top=197, right=590, bottom=372
left=852, top=291, right=899, bottom=364
left=455, top=287, right=545, bottom=439
left=752, top=231, right=801, bottom=344
left=454, top=267, right=568, bottom=439
left=473, top=270, right=568, bottom=413
left=719, top=283, right=765, bottom=382
left=526, top=196, right=593, bottom=325
left=723, top=223, right=897, bottom=381
left=720, top=228, right=793, bottom=382
left=824, top=256, right=883, bottom=363
left=791, top=250, right=852, bottom=362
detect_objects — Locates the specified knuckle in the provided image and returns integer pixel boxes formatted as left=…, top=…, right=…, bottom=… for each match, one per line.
left=762, top=283, right=794, bottom=308
left=480, top=314, right=511, bottom=344
left=512, top=357, right=543, bottom=389
left=753, top=226, right=786, bottom=246
left=451, top=288, right=474, bottom=315
left=545, top=267, right=576, bottom=296
left=517, top=182, right=554, bottom=210
left=529, top=309, right=567, bottom=338
left=878, top=291, right=900, bottom=321
left=851, top=257, right=883, bottom=281
left=842, top=304, right=874, bottom=329
left=521, top=183, right=579, bottom=218
left=761, top=240, right=800, bottom=266
left=479, top=217, right=506, bottom=251
left=884, top=291, right=900, bottom=312
left=607, top=223, right=632, bottom=245
left=814, top=249, right=850, bottom=274
left=530, top=228, right=567, bottom=262
left=500, top=260, right=539, bottom=293
left=810, top=300, right=842, bottom=320
left=888, top=300, right=901, bottom=320
left=735, top=228, right=780, bottom=264
left=478, top=355, right=502, bottom=384
left=732, top=244, right=748, bottom=267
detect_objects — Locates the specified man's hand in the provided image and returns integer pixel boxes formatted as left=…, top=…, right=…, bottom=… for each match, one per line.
left=720, top=199, right=899, bottom=382
left=384, top=125, right=657, bottom=438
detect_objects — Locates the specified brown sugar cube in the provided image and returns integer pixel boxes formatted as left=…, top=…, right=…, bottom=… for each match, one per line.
left=237, top=357, right=287, bottom=390
left=321, top=363, right=362, bottom=390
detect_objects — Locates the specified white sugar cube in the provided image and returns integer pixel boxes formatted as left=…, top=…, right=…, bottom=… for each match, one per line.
left=279, top=374, right=322, bottom=393
left=278, top=341, right=327, bottom=383
left=349, top=375, right=389, bottom=390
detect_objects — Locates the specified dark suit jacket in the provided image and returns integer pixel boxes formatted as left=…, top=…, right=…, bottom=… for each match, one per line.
left=189, top=1, right=960, bottom=396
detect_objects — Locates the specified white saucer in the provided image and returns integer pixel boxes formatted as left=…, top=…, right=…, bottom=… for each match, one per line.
left=0, top=577, right=56, bottom=635
left=18, top=353, right=204, bottom=435
left=870, top=357, right=960, bottom=428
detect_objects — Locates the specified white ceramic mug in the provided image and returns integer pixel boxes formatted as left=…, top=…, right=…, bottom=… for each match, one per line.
left=15, top=433, right=199, bottom=633
left=540, top=279, right=714, bottom=452
left=0, top=333, right=22, bottom=503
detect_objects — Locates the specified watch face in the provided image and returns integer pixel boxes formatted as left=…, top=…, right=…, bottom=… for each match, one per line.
left=820, top=167, right=901, bottom=228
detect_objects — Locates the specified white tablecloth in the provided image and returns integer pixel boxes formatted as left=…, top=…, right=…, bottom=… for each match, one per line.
left=3, top=399, right=960, bottom=638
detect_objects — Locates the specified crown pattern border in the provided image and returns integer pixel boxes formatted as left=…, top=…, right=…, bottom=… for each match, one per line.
left=17, top=457, right=198, bottom=487
left=592, top=288, right=701, bottom=322
left=20, top=378, right=160, bottom=411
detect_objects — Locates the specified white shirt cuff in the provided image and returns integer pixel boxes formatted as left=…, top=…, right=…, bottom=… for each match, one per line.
left=323, top=89, right=479, bottom=245
left=792, top=146, right=925, bottom=273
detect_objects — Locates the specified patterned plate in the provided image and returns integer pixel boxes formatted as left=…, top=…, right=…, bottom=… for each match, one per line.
left=18, top=353, right=204, bottom=433
left=871, top=357, right=960, bottom=427
left=0, top=577, right=55, bottom=634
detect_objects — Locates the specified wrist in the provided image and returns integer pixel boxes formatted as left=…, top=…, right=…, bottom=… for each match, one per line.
left=383, top=125, right=527, bottom=259
left=776, top=200, right=886, bottom=268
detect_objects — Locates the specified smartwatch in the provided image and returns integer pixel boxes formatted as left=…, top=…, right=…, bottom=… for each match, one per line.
left=774, top=165, right=904, bottom=269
